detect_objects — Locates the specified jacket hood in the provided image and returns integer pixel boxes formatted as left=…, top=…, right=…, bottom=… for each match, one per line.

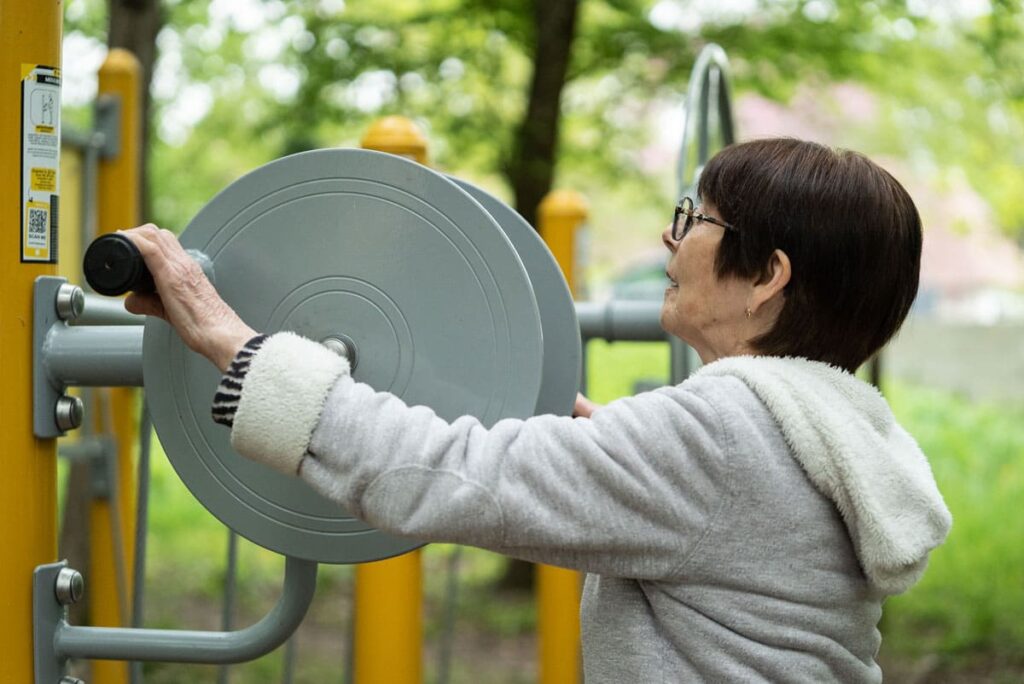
left=697, top=356, right=952, bottom=595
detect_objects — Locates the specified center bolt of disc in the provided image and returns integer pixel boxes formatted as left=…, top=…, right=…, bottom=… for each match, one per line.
left=321, top=335, right=358, bottom=371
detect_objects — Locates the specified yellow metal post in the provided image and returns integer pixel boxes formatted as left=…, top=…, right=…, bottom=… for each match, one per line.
left=353, top=554, right=424, bottom=683
left=89, top=48, right=142, bottom=684
left=354, top=115, right=426, bottom=684
left=360, top=115, right=429, bottom=165
left=58, top=145, right=84, bottom=276
left=538, top=189, right=588, bottom=298
left=0, top=2, right=62, bottom=682
left=537, top=189, right=588, bottom=684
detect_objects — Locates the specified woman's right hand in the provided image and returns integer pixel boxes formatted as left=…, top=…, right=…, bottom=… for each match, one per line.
left=573, top=393, right=601, bottom=418
left=118, top=224, right=258, bottom=372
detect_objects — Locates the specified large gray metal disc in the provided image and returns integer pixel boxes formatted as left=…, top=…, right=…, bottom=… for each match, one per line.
left=450, top=177, right=580, bottom=415
left=144, top=148, right=544, bottom=564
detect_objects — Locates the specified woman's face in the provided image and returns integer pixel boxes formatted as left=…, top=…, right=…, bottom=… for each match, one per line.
left=660, top=201, right=755, bottom=363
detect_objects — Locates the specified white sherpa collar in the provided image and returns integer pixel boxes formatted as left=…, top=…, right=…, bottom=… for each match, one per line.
left=697, top=355, right=952, bottom=595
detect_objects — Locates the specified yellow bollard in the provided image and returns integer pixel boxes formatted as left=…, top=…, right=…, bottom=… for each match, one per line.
left=0, top=2, right=62, bottom=681
left=538, top=565, right=582, bottom=683
left=353, top=554, right=424, bottom=683
left=360, top=115, right=429, bottom=165
left=537, top=188, right=588, bottom=684
left=354, top=115, right=426, bottom=684
left=538, top=189, right=589, bottom=298
left=89, top=48, right=143, bottom=684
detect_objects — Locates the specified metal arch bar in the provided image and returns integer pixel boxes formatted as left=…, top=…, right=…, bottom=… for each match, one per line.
left=676, top=43, right=737, bottom=198
left=52, top=556, right=318, bottom=665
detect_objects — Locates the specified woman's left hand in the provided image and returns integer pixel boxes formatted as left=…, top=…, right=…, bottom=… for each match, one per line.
left=119, top=224, right=257, bottom=371
left=573, top=393, right=601, bottom=418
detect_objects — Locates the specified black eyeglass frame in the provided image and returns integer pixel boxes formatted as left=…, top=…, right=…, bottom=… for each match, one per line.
left=672, top=197, right=737, bottom=241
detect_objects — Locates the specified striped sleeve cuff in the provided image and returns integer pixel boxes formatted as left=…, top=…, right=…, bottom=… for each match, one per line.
left=230, top=332, right=350, bottom=475
left=212, top=334, right=270, bottom=428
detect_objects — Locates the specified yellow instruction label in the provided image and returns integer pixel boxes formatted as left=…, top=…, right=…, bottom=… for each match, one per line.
left=31, top=167, right=56, bottom=192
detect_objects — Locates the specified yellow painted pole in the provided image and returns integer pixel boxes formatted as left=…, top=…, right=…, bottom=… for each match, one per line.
left=0, top=2, right=62, bottom=682
left=58, top=145, right=84, bottom=277
left=89, top=48, right=142, bottom=684
left=354, top=115, right=426, bottom=684
left=537, top=189, right=588, bottom=684
left=538, top=189, right=588, bottom=298
left=360, top=115, right=429, bottom=165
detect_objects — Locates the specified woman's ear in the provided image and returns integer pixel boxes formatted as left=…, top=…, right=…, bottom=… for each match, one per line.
left=749, top=249, right=791, bottom=313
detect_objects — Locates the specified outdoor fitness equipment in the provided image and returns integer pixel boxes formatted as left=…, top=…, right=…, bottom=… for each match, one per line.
left=32, top=147, right=582, bottom=681
left=41, top=147, right=581, bottom=565
left=677, top=43, right=735, bottom=199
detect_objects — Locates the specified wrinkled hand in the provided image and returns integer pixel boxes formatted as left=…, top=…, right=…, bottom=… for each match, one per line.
left=119, top=224, right=257, bottom=372
left=573, top=393, right=601, bottom=418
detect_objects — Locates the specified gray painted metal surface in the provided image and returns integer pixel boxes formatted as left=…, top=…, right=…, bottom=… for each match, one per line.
left=676, top=43, right=735, bottom=199
left=45, top=325, right=144, bottom=387
left=35, top=277, right=145, bottom=437
left=71, top=294, right=146, bottom=326
left=144, top=148, right=544, bottom=564
left=34, top=561, right=71, bottom=683
left=34, top=557, right=316, bottom=670
left=450, top=177, right=581, bottom=414
left=576, top=300, right=666, bottom=341
left=34, top=277, right=67, bottom=437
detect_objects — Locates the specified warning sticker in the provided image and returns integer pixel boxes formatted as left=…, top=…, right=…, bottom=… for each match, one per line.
left=21, top=64, right=61, bottom=263
left=31, top=168, right=57, bottom=192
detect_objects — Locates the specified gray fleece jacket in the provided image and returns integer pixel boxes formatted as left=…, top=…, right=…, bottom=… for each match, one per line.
left=224, top=332, right=952, bottom=683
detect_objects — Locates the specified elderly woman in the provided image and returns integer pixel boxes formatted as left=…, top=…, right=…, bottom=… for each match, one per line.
left=123, top=137, right=950, bottom=682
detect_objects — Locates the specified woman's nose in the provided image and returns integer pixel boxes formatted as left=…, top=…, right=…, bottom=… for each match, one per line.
left=662, top=224, right=678, bottom=251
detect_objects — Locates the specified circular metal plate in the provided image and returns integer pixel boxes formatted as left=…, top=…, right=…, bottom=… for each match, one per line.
left=144, top=149, right=543, bottom=564
left=450, top=177, right=580, bottom=415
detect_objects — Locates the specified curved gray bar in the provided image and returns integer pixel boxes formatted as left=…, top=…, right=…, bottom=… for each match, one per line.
left=55, top=556, right=317, bottom=664
left=45, top=324, right=144, bottom=387
left=576, top=300, right=666, bottom=342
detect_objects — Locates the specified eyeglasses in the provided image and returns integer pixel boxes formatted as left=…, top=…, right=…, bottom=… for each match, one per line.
left=672, top=197, right=736, bottom=241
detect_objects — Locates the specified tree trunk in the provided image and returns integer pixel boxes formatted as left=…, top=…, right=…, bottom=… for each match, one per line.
left=107, top=0, right=163, bottom=219
left=499, top=0, right=580, bottom=591
left=505, top=0, right=580, bottom=230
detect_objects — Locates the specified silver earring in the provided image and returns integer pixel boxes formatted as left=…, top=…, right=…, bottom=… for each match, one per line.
left=745, top=308, right=752, bottom=319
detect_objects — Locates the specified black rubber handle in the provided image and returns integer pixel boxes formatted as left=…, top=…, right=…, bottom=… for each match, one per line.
left=83, top=233, right=156, bottom=296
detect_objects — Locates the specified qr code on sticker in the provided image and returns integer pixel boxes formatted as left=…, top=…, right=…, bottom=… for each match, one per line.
left=29, top=207, right=47, bottom=237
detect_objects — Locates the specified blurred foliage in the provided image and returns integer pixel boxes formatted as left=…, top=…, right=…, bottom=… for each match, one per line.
left=61, top=0, right=1024, bottom=238
left=880, top=380, right=1024, bottom=668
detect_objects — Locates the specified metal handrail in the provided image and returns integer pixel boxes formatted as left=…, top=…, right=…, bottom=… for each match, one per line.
left=55, top=556, right=318, bottom=665
left=675, top=44, right=736, bottom=199
left=670, top=44, right=737, bottom=384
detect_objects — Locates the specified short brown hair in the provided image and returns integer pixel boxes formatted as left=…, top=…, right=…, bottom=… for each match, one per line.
left=698, top=138, right=922, bottom=372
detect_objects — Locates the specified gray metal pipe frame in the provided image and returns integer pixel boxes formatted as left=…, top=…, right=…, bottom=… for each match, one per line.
left=44, top=324, right=144, bottom=387
left=55, top=556, right=318, bottom=664
left=71, top=293, right=147, bottom=326
left=575, top=300, right=666, bottom=342
left=676, top=43, right=734, bottom=199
